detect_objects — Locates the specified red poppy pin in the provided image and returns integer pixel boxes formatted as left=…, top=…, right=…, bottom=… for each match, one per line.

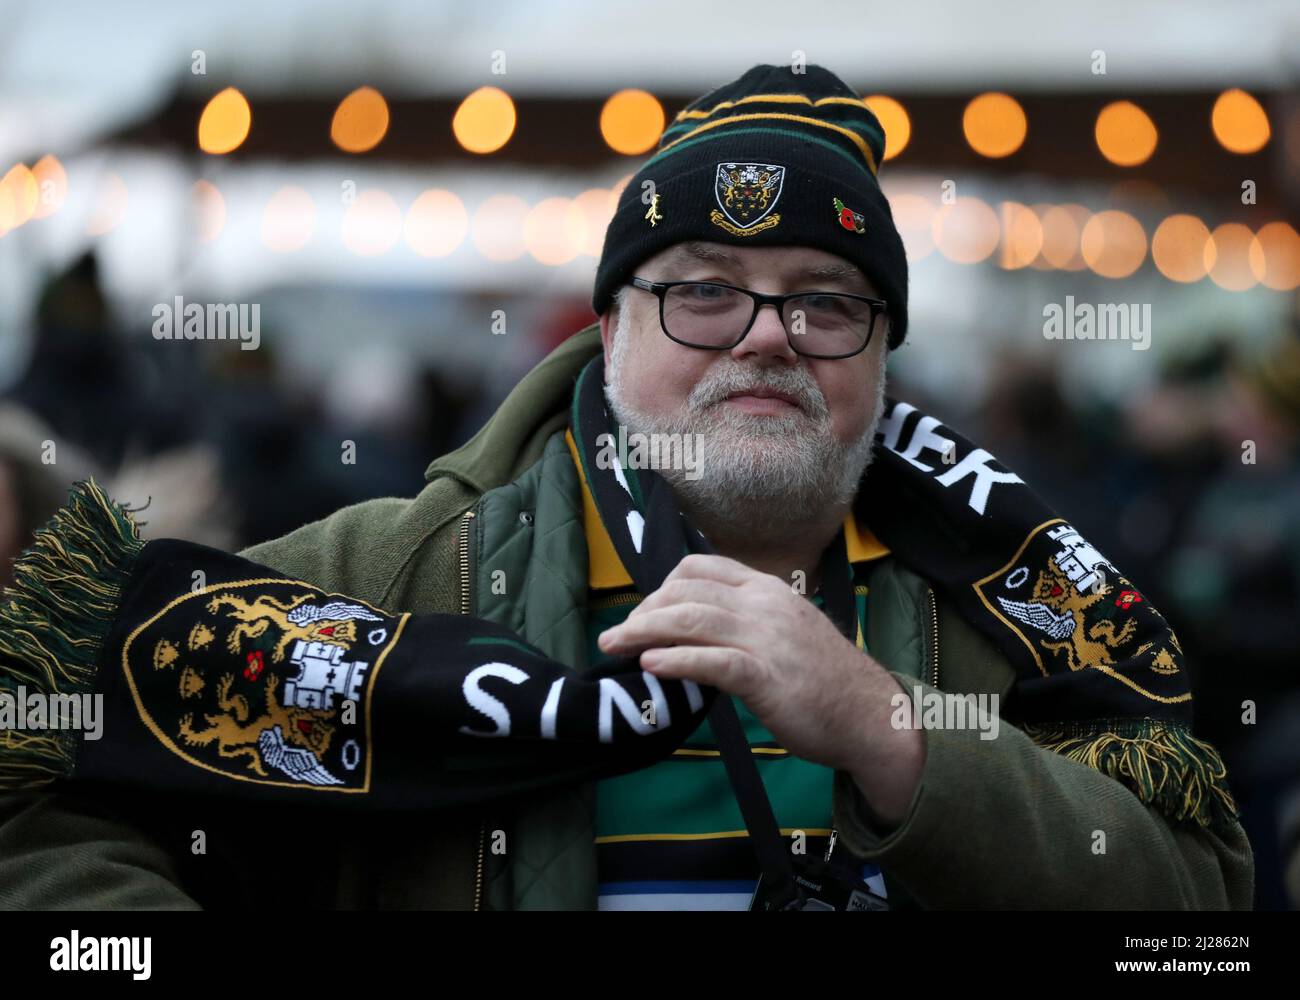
left=833, top=196, right=866, bottom=235
left=243, top=650, right=264, bottom=681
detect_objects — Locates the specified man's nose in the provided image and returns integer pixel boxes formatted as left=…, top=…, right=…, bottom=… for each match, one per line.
left=730, top=302, right=797, bottom=365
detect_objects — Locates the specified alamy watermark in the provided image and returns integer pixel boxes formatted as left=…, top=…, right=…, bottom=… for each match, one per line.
left=151, top=296, right=261, bottom=350
left=596, top=426, right=704, bottom=481
left=50, top=931, right=150, bottom=980
left=0, top=686, right=103, bottom=740
left=1043, top=296, right=1150, bottom=351
left=890, top=686, right=1000, bottom=741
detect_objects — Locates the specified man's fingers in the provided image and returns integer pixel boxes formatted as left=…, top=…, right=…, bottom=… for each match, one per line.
left=630, top=578, right=744, bottom=618
left=665, top=553, right=755, bottom=586
left=598, top=603, right=742, bottom=654
left=640, top=645, right=750, bottom=692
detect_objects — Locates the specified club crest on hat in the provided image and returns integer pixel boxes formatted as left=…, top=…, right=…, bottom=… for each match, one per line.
left=123, top=580, right=404, bottom=791
left=710, top=162, right=784, bottom=236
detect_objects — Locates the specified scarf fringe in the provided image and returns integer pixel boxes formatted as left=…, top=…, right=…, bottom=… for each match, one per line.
left=0, top=479, right=141, bottom=788
left=1021, top=718, right=1239, bottom=834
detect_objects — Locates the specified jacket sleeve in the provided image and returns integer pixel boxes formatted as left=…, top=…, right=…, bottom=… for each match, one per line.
left=0, top=791, right=200, bottom=910
left=238, top=496, right=415, bottom=595
left=831, top=673, right=1255, bottom=909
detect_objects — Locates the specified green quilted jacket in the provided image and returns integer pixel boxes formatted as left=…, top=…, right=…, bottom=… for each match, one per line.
left=0, top=324, right=1255, bottom=909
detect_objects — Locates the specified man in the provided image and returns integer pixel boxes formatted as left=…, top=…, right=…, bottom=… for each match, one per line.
left=0, top=64, right=1253, bottom=909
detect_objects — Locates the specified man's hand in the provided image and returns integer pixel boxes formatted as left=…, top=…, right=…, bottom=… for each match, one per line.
left=597, top=553, right=924, bottom=827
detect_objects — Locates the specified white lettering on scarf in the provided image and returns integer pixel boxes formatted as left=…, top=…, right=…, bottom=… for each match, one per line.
left=878, top=403, right=1024, bottom=516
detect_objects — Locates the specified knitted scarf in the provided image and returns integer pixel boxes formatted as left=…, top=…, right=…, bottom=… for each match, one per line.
left=570, top=356, right=1237, bottom=833
left=0, top=494, right=716, bottom=808
left=0, top=356, right=1237, bottom=833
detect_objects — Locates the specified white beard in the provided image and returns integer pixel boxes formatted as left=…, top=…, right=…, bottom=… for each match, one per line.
left=603, top=306, right=885, bottom=546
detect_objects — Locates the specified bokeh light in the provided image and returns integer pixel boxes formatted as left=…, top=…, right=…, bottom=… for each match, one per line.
left=0, top=181, right=13, bottom=237
left=1252, top=221, right=1300, bottom=291
left=1, top=164, right=40, bottom=229
left=933, top=196, right=1000, bottom=263
left=573, top=186, right=617, bottom=257
left=600, top=90, right=664, bottom=156
left=1151, top=214, right=1214, bottom=283
left=30, top=155, right=67, bottom=220
left=191, top=179, right=226, bottom=243
left=198, top=87, right=252, bottom=155
left=1211, top=89, right=1270, bottom=154
left=864, top=95, right=910, bottom=161
left=524, top=197, right=586, bottom=265
left=1035, top=203, right=1091, bottom=271
left=1206, top=222, right=1263, bottom=291
left=453, top=87, right=516, bottom=154
left=999, top=202, right=1044, bottom=269
left=86, top=172, right=128, bottom=235
left=331, top=86, right=390, bottom=154
left=342, top=189, right=402, bottom=256
left=1081, top=210, right=1147, bottom=278
left=963, top=93, right=1027, bottom=158
left=889, top=192, right=936, bottom=262
left=1095, top=101, right=1157, bottom=167
left=471, top=194, right=529, bottom=261
left=260, top=185, right=316, bottom=252
left=404, top=189, right=468, bottom=258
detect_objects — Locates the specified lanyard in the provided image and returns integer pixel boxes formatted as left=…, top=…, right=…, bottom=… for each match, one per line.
left=685, top=527, right=858, bottom=910
left=572, top=361, right=861, bottom=909
left=593, top=464, right=859, bottom=908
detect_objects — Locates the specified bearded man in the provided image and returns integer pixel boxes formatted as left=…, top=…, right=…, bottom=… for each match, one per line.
left=0, top=64, right=1252, bottom=910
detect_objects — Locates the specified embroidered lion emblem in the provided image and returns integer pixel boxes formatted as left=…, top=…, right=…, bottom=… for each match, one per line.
left=178, top=672, right=338, bottom=783
left=205, top=592, right=383, bottom=663
left=998, top=560, right=1138, bottom=672
left=711, top=161, right=785, bottom=235
left=125, top=578, right=400, bottom=792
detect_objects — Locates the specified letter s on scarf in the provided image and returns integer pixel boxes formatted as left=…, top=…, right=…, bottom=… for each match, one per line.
left=459, top=663, right=529, bottom=737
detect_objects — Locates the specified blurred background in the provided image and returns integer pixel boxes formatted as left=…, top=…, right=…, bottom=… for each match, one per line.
left=0, top=0, right=1297, bottom=908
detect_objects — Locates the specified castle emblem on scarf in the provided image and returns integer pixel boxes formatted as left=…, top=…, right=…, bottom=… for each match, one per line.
left=122, top=581, right=402, bottom=791
left=710, top=162, right=784, bottom=236
left=976, top=521, right=1186, bottom=702
left=833, top=196, right=866, bottom=234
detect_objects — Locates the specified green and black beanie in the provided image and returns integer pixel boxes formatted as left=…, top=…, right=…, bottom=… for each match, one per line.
left=592, top=63, right=911, bottom=348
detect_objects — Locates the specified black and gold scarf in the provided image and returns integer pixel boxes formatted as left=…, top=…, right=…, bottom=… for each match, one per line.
left=0, top=355, right=1237, bottom=832
left=0, top=487, right=717, bottom=808
left=570, top=356, right=1237, bottom=833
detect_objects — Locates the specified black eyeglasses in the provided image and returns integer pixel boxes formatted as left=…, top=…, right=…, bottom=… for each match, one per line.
left=628, top=277, right=888, bottom=360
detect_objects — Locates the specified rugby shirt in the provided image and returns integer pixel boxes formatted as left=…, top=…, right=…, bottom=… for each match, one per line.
left=564, top=430, right=892, bottom=911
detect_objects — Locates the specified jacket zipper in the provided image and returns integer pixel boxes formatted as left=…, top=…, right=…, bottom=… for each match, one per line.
left=459, top=510, right=475, bottom=616
left=458, top=509, right=487, bottom=912
left=588, top=591, right=643, bottom=611
left=926, top=587, right=940, bottom=689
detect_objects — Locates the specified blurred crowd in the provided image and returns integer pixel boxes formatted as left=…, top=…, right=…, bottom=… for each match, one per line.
left=896, top=320, right=1300, bottom=910
left=0, top=252, right=496, bottom=558
left=2, top=252, right=1297, bottom=908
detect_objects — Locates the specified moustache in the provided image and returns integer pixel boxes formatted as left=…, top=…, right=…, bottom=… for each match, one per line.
left=687, top=364, right=828, bottom=418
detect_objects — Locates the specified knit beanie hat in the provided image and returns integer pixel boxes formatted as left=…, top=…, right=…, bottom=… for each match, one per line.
left=591, top=63, right=910, bottom=348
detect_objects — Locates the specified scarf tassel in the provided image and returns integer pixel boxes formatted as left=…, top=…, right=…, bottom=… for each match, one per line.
left=0, top=479, right=142, bottom=788
left=1021, top=718, right=1239, bottom=834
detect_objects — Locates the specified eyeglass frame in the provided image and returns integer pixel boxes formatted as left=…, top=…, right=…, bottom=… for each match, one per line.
left=626, top=276, right=889, bottom=360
